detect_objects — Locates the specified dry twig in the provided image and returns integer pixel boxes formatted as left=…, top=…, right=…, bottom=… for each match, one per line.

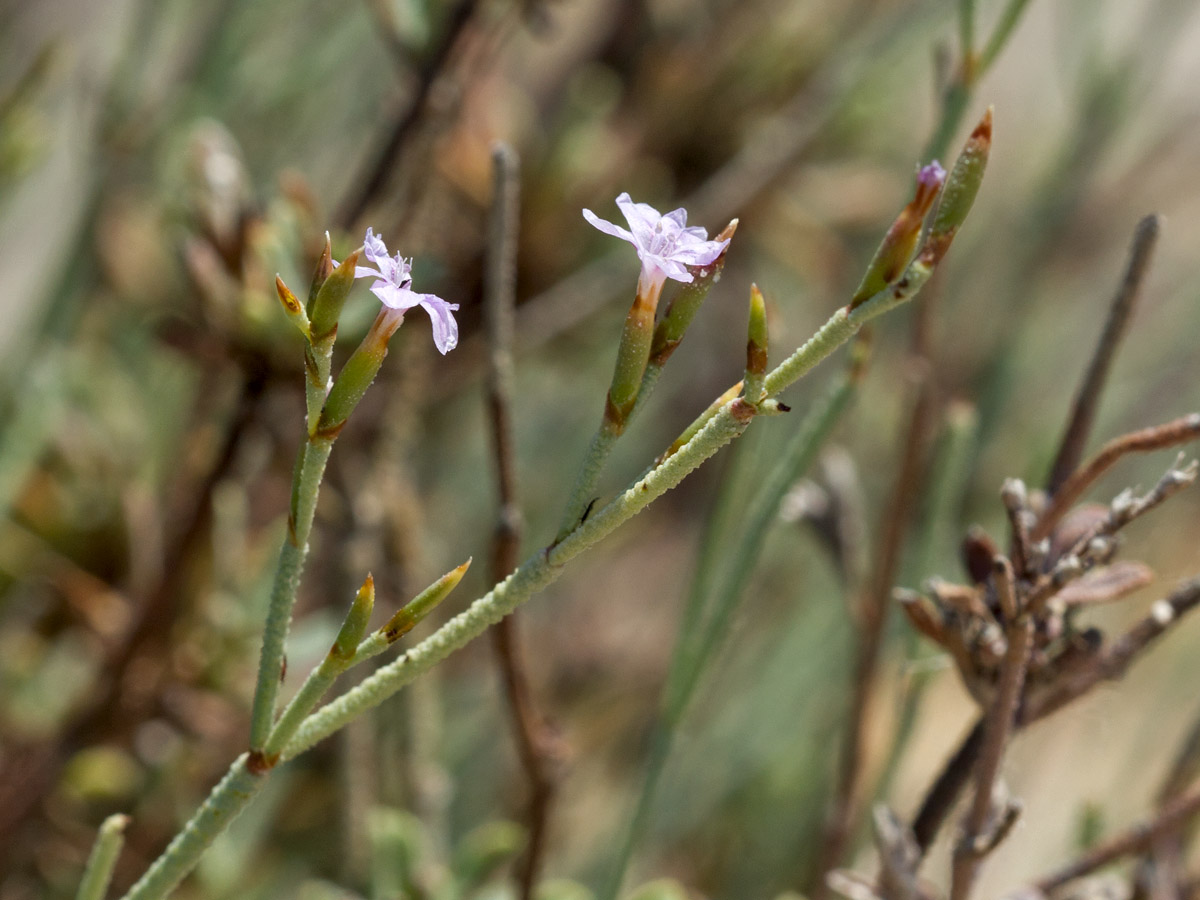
left=1045, top=215, right=1162, bottom=495
left=483, top=144, right=560, bottom=900
left=1033, top=414, right=1200, bottom=542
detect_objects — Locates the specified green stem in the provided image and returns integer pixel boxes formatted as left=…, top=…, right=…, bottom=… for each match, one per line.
left=249, top=437, right=334, bottom=749
left=287, top=278, right=915, bottom=758
left=979, top=0, right=1034, bottom=73
left=599, top=723, right=673, bottom=900
left=116, top=251, right=942, bottom=900
left=262, top=660, right=342, bottom=759
left=120, top=757, right=265, bottom=900
left=77, top=814, right=128, bottom=900
left=554, top=359, right=669, bottom=543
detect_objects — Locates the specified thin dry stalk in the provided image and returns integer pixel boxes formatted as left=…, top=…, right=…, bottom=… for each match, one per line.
left=1027, top=576, right=1200, bottom=721
left=1027, top=786, right=1200, bottom=896
left=337, top=0, right=484, bottom=227
left=1045, top=215, right=1162, bottom=495
left=483, top=144, right=559, bottom=900
left=949, top=558, right=1032, bottom=900
left=912, top=577, right=1200, bottom=858
left=1033, top=414, right=1200, bottom=542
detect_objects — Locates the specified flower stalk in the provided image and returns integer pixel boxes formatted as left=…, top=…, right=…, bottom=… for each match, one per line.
left=76, top=814, right=129, bottom=900
left=742, top=283, right=769, bottom=404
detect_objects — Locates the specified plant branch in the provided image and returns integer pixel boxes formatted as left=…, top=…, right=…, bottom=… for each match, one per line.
left=483, top=143, right=560, bottom=900
left=949, top=558, right=1032, bottom=900
left=1033, top=414, right=1200, bottom=542
left=1045, top=214, right=1162, bottom=496
left=1024, top=786, right=1200, bottom=896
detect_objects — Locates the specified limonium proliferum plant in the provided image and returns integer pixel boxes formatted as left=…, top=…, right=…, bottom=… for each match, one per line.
left=78, top=110, right=991, bottom=900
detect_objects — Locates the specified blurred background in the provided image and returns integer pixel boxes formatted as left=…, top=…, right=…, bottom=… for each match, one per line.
left=2, top=0, right=1200, bottom=898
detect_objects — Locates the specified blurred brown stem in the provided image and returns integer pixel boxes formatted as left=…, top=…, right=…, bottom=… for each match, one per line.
left=483, top=143, right=559, bottom=900
left=949, top=558, right=1032, bottom=900
left=911, top=576, right=1200, bottom=858
left=1028, top=786, right=1200, bottom=896
left=1044, top=214, right=1162, bottom=496
left=337, top=0, right=482, bottom=228
left=1033, top=414, right=1200, bottom=542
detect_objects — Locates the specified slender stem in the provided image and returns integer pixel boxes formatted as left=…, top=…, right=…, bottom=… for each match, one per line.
left=1028, top=787, right=1200, bottom=896
left=288, top=273, right=925, bottom=758
left=912, top=719, right=986, bottom=853
left=77, top=814, right=129, bottom=900
left=484, top=142, right=558, bottom=900
left=1032, top=414, right=1200, bottom=542
left=1045, top=214, right=1162, bottom=495
left=249, top=437, right=334, bottom=750
left=116, top=246, right=943, bottom=900
left=958, top=0, right=976, bottom=60
left=911, top=577, right=1200, bottom=858
left=950, top=585, right=1032, bottom=900
left=261, top=659, right=342, bottom=760
left=120, top=757, right=265, bottom=900
left=979, top=0, right=1034, bottom=72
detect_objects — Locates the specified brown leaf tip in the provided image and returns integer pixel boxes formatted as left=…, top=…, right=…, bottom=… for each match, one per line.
left=971, top=106, right=993, bottom=144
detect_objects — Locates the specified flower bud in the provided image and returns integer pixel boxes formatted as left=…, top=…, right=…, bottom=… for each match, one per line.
left=743, top=283, right=769, bottom=403
left=306, top=232, right=334, bottom=311
left=605, top=279, right=662, bottom=433
left=649, top=219, right=738, bottom=366
left=275, top=275, right=311, bottom=338
left=922, top=106, right=992, bottom=265
left=316, top=306, right=401, bottom=438
left=380, top=559, right=472, bottom=643
left=309, top=249, right=359, bottom=341
left=849, top=161, right=946, bottom=308
left=330, top=575, right=376, bottom=662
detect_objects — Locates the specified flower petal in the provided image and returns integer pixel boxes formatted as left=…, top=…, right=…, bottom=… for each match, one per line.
left=417, top=294, right=461, bottom=354
left=668, top=237, right=728, bottom=268
left=363, top=227, right=389, bottom=267
left=656, top=257, right=694, bottom=282
left=614, top=192, right=666, bottom=242
left=370, top=282, right=421, bottom=311
left=662, top=207, right=688, bottom=229
left=583, top=208, right=635, bottom=243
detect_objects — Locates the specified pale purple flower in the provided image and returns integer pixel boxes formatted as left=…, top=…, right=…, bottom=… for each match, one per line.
left=352, top=228, right=460, bottom=354
left=582, top=193, right=729, bottom=294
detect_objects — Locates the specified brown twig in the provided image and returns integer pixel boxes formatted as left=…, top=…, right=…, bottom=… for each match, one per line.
left=1044, top=215, right=1163, bottom=496
left=483, top=143, right=559, bottom=900
left=911, top=576, right=1200, bottom=859
left=336, top=0, right=482, bottom=228
left=949, top=558, right=1032, bottom=900
left=912, top=718, right=986, bottom=853
left=1033, top=414, right=1200, bottom=542
left=1024, top=786, right=1200, bottom=896
left=1026, top=576, right=1200, bottom=722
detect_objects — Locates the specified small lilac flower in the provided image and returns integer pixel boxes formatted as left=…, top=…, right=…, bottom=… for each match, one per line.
left=582, top=193, right=729, bottom=296
left=351, top=227, right=460, bottom=354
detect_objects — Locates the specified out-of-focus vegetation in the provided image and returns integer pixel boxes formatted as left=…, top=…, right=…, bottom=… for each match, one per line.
left=2, top=1, right=1200, bottom=899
